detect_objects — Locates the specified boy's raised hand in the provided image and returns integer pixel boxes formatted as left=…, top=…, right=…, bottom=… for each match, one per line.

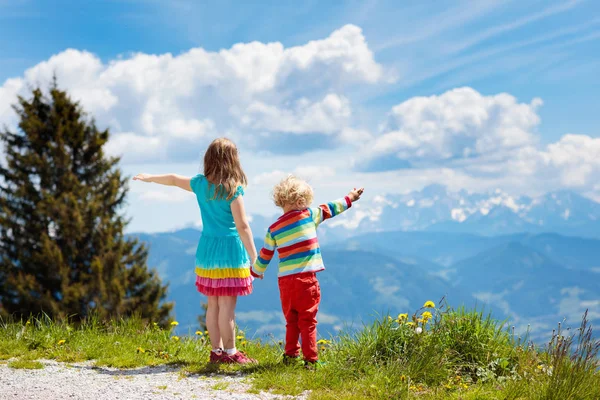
left=348, top=187, right=364, bottom=202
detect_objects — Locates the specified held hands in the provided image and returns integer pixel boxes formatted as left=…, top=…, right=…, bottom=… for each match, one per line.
left=132, top=173, right=153, bottom=182
left=348, top=187, right=365, bottom=202
left=249, top=266, right=264, bottom=280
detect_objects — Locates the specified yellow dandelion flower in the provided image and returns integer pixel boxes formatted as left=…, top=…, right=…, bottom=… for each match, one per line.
left=317, top=339, right=330, bottom=345
left=422, top=311, right=433, bottom=320
left=136, top=347, right=145, bottom=353
left=409, top=385, right=417, bottom=391
left=171, top=336, right=180, bottom=341
left=417, top=318, right=424, bottom=324
left=397, top=313, right=408, bottom=322
left=195, top=331, right=203, bottom=336
left=204, top=330, right=209, bottom=334
left=461, top=383, right=469, bottom=389
left=423, top=300, right=435, bottom=308
left=241, top=341, right=247, bottom=346
left=25, top=320, right=31, bottom=325
left=400, top=375, right=406, bottom=382
left=57, top=340, right=66, bottom=345
left=236, top=335, right=244, bottom=340
left=445, top=383, right=453, bottom=389
left=320, top=346, right=326, bottom=351
left=153, top=322, right=158, bottom=326
left=170, top=321, right=179, bottom=326
left=406, top=322, right=415, bottom=327
left=537, top=365, right=544, bottom=370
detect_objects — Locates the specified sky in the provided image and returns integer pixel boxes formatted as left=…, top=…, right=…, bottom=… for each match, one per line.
left=1, top=0, right=599, bottom=233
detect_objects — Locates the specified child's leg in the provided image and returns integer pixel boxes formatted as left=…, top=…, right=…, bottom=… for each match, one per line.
left=217, top=295, right=237, bottom=353
left=279, top=276, right=301, bottom=357
left=297, top=276, right=321, bottom=362
left=206, top=296, right=223, bottom=350
left=283, top=308, right=301, bottom=357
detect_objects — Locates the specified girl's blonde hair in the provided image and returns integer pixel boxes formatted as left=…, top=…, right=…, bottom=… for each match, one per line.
left=203, top=138, right=247, bottom=200
left=273, top=175, right=314, bottom=209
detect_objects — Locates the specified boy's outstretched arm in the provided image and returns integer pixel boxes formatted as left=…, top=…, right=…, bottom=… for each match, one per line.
left=133, top=173, right=192, bottom=192
left=312, top=187, right=364, bottom=225
left=251, top=230, right=277, bottom=279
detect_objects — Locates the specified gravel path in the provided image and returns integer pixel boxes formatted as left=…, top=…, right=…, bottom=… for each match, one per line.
left=0, top=360, right=305, bottom=400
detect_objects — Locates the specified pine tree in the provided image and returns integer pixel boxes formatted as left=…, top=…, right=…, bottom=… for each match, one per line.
left=0, top=83, right=172, bottom=323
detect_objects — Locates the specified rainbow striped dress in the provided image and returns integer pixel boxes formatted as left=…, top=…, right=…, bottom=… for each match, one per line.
left=190, top=174, right=252, bottom=297
left=251, top=197, right=352, bottom=277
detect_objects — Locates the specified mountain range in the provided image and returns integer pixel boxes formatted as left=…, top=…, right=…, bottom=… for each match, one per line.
left=320, top=185, right=600, bottom=240
left=131, top=186, right=600, bottom=342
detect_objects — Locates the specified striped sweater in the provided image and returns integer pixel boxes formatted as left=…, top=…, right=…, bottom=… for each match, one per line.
left=251, top=197, right=352, bottom=278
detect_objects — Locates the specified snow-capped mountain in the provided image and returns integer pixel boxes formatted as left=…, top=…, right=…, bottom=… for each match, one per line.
left=323, top=185, right=600, bottom=239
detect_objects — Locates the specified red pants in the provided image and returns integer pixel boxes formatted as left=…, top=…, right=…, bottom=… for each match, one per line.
left=278, top=272, right=321, bottom=362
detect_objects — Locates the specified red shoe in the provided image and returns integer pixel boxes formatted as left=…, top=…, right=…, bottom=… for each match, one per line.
left=221, top=351, right=257, bottom=364
left=209, top=350, right=225, bottom=364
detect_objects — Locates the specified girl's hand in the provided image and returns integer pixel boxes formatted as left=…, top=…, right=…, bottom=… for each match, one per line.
left=133, top=173, right=153, bottom=182
left=348, top=187, right=364, bottom=202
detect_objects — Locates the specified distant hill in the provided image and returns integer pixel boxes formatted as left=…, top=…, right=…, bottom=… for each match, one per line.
left=131, top=228, right=600, bottom=341
left=449, top=241, right=600, bottom=340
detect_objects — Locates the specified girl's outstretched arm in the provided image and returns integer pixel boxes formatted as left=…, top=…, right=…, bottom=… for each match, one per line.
left=231, top=196, right=258, bottom=267
left=133, top=173, right=192, bottom=192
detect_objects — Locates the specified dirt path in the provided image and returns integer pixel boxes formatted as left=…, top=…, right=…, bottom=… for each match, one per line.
left=0, top=360, right=304, bottom=400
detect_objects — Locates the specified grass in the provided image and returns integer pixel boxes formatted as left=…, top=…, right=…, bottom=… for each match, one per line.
left=1, top=304, right=599, bottom=399
left=211, top=381, right=230, bottom=390
left=7, top=359, right=44, bottom=369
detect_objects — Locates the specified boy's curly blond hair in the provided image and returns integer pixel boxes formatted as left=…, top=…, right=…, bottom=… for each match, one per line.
left=273, top=175, right=314, bottom=209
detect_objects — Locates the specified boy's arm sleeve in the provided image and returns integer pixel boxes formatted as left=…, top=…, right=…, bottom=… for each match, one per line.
left=251, top=230, right=276, bottom=277
left=311, top=196, right=353, bottom=226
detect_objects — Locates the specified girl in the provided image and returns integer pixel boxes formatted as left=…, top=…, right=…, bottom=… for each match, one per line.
left=133, top=138, right=257, bottom=364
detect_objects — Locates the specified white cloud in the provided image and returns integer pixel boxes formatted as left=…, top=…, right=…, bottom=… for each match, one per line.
left=488, top=135, right=600, bottom=193
left=105, top=132, right=164, bottom=162
left=339, top=127, right=373, bottom=144
left=369, top=87, right=542, bottom=165
left=253, top=166, right=336, bottom=186
left=0, top=78, right=24, bottom=126
left=252, top=170, right=288, bottom=186
left=0, top=24, right=386, bottom=164
left=238, top=94, right=351, bottom=134
left=138, top=190, right=192, bottom=203
left=539, top=134, right=600, bottom=187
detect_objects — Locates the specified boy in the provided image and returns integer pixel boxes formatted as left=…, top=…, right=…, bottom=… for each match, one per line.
left=251, top=175, right=364, bottom=366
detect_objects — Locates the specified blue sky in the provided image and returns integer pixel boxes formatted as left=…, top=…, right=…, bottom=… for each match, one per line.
left=1, top=0, right=599, bottom=232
